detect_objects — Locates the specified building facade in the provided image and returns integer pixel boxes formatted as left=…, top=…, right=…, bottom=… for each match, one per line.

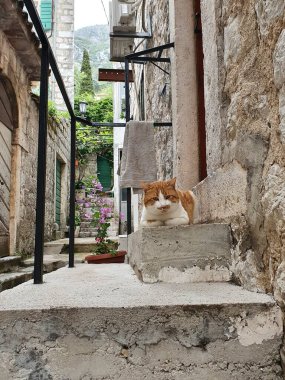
left=34, top=0, right=74, bottom=110
left=0, top=0, right=71, bottom=257
left=114, top=0, right=285, bottom=352
left=122, top=0, right=285, bottom=298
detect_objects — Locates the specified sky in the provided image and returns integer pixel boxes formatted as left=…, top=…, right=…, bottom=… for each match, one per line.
left=74, top=0, right=110, bottom=30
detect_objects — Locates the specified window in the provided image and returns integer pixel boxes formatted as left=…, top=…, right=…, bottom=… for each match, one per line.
left=40, top=0, right=53, bottom=31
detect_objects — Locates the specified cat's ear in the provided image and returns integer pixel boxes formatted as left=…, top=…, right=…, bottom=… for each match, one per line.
left=141, top=181, right=151, bottom=191
left=167, top=177, right=176, bottom=188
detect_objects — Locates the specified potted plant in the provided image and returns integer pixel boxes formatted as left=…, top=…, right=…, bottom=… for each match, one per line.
left=84, top=182, right=127, bottom=264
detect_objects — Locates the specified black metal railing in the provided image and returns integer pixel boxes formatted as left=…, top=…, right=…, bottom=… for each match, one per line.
left=24, top=0, right=76, bottom=283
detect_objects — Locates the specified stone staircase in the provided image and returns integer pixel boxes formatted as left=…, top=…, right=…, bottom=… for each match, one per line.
left=125, top=223, right=284, bottom=378
left=78, top=196, right=118, bottom=238
left=78, top=219, right=98, bottom=238
left=79, top=218, right=118, bottom=238
left=0, top=264, right=282, bottom=379
left=0, top=254, right=67, bottom=293
left=0, top=224, right=283, bottom=378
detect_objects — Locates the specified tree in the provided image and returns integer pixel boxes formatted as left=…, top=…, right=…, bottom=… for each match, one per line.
left=75, top=94, right=114, bottom=164
left=79, top=49, right=94, bottom=96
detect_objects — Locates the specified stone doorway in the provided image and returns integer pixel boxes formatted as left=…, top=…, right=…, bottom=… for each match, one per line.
left=0, top=79, right=15, bottom=257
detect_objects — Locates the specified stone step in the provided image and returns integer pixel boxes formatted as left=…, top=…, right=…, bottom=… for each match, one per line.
left=0, top=270, right=33, bottom=292
left=0, top=255, right=67, bottom=293
left=79, top=232, right=92, bottom=238
left=81, top=218, right=93, bottom=222
left=80, top=222, right=92, bottom=229
left=128, top=223, right=232, bottom=283
left=21, top=259, right=66, bottom=274
left=0, top=264, right=282, bottom=379
left=80, top=228, right=98, bottom=233
left=0, top=256, right=22, bottom=274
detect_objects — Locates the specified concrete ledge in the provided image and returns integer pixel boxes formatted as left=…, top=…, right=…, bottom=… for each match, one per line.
left=0, top=265, right=282, bottom=380
left=128, top=224, right=232, bottom=283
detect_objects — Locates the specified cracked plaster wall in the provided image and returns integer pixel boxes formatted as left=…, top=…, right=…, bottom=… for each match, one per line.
left=0, top=306, right=282, bottom=379
left=198, top=0, right=285, bottom=301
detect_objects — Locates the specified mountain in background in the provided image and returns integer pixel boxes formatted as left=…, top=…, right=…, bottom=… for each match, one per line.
left=75, top=25, right=112, bottom=97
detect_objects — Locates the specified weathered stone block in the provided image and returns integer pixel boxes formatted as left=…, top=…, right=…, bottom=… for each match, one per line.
left=128, top=224, right=232, bottom=283
left=224, top=16, right=241, bottom=66
left=255, top=0, right=285, bottom=36
left=193, top=161, right=247, bottom=223
left=0, top=265, right=282, bottom=379
left=274, top=29, right=285, bottom=89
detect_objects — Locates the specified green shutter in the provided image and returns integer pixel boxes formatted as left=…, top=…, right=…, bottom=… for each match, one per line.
left=40, top=0, right=53, bottom=31
left=56, top=159, right=62, bottom=226
left=97, top=157, right=112, bottom=191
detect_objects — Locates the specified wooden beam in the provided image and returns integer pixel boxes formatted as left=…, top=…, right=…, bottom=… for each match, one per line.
left=98, top=68, right=133, bottom=82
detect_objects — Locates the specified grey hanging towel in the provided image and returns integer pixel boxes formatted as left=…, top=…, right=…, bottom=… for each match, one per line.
left=119, top=121, right=157, bottom=188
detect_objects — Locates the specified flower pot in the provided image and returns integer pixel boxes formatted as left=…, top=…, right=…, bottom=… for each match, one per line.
left=85, top=251, right=127, bottom=264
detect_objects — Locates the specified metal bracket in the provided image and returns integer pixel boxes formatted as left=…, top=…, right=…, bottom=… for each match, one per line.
left=110, top=32, right=152, bottom=39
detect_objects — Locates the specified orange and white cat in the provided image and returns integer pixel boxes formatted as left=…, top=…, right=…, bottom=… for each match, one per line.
left=141, top=178, right=197, bottom=227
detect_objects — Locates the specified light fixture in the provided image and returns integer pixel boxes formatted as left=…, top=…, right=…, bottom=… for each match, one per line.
left=79, top=101, right=88, bottom=118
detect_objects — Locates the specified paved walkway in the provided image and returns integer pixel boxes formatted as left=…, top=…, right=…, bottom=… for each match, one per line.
left=0, top=263, right=275, bottom=311
left=44, top=237, right=117, bottom=246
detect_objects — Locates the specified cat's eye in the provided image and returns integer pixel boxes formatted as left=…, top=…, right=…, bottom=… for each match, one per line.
left=153, top=197, right=159, bottom=201
left=165, top=195, right=171, bottom=199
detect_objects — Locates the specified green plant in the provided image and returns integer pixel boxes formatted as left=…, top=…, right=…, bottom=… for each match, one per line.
left=15, top=250, right=31, bottom=260
left=75, top=95, right=114, bottom=164
left=75, top=178, right=119, bottom=256
left=48, top=101, right=70, bottom=122
left=75, top=213, right=81, bottom=226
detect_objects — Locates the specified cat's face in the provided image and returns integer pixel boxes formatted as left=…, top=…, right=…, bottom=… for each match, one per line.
left=142, top=178, right=179, bottom=215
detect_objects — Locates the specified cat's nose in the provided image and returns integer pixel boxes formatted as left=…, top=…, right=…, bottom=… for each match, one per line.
left=158, top=205, right=170, bottom=211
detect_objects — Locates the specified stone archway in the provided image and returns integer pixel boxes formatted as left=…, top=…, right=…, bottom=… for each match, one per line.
left=0, top=77, right=17, bottom=256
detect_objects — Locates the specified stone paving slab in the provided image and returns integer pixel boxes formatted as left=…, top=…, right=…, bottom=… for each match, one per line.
left=0, top=264, right=277, bottom=311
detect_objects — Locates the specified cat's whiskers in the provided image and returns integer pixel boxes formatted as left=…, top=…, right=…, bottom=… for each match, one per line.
left=141, top=178, right=197, bottom=227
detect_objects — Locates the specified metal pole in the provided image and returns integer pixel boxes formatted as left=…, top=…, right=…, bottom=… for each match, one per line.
left=124, top=58, right=132, bottom=235
left=125, top=58, right=130, bottom=121
left=34, top=42, right=49, bottom=284
left=68, top=116, right=76, bottom=268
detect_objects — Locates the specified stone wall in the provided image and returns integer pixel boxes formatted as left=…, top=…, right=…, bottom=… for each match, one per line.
left=132, top=0, right=173, bottom=180
left=0, top=25, right=70, bottom=255
left=49, top=0, right=74, bottom=110
left=0, top=27, right=39, bottom=255
left=45, top=117, right=71, bottom=241
left=145, top=0, right=173, bottom=180
left=198, top=0, right=285, bottom=297
left=16, top=111, right=71, bottom=253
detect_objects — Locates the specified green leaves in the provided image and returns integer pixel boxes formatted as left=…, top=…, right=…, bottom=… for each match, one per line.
left=75, top=95, right=114, bottom=163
